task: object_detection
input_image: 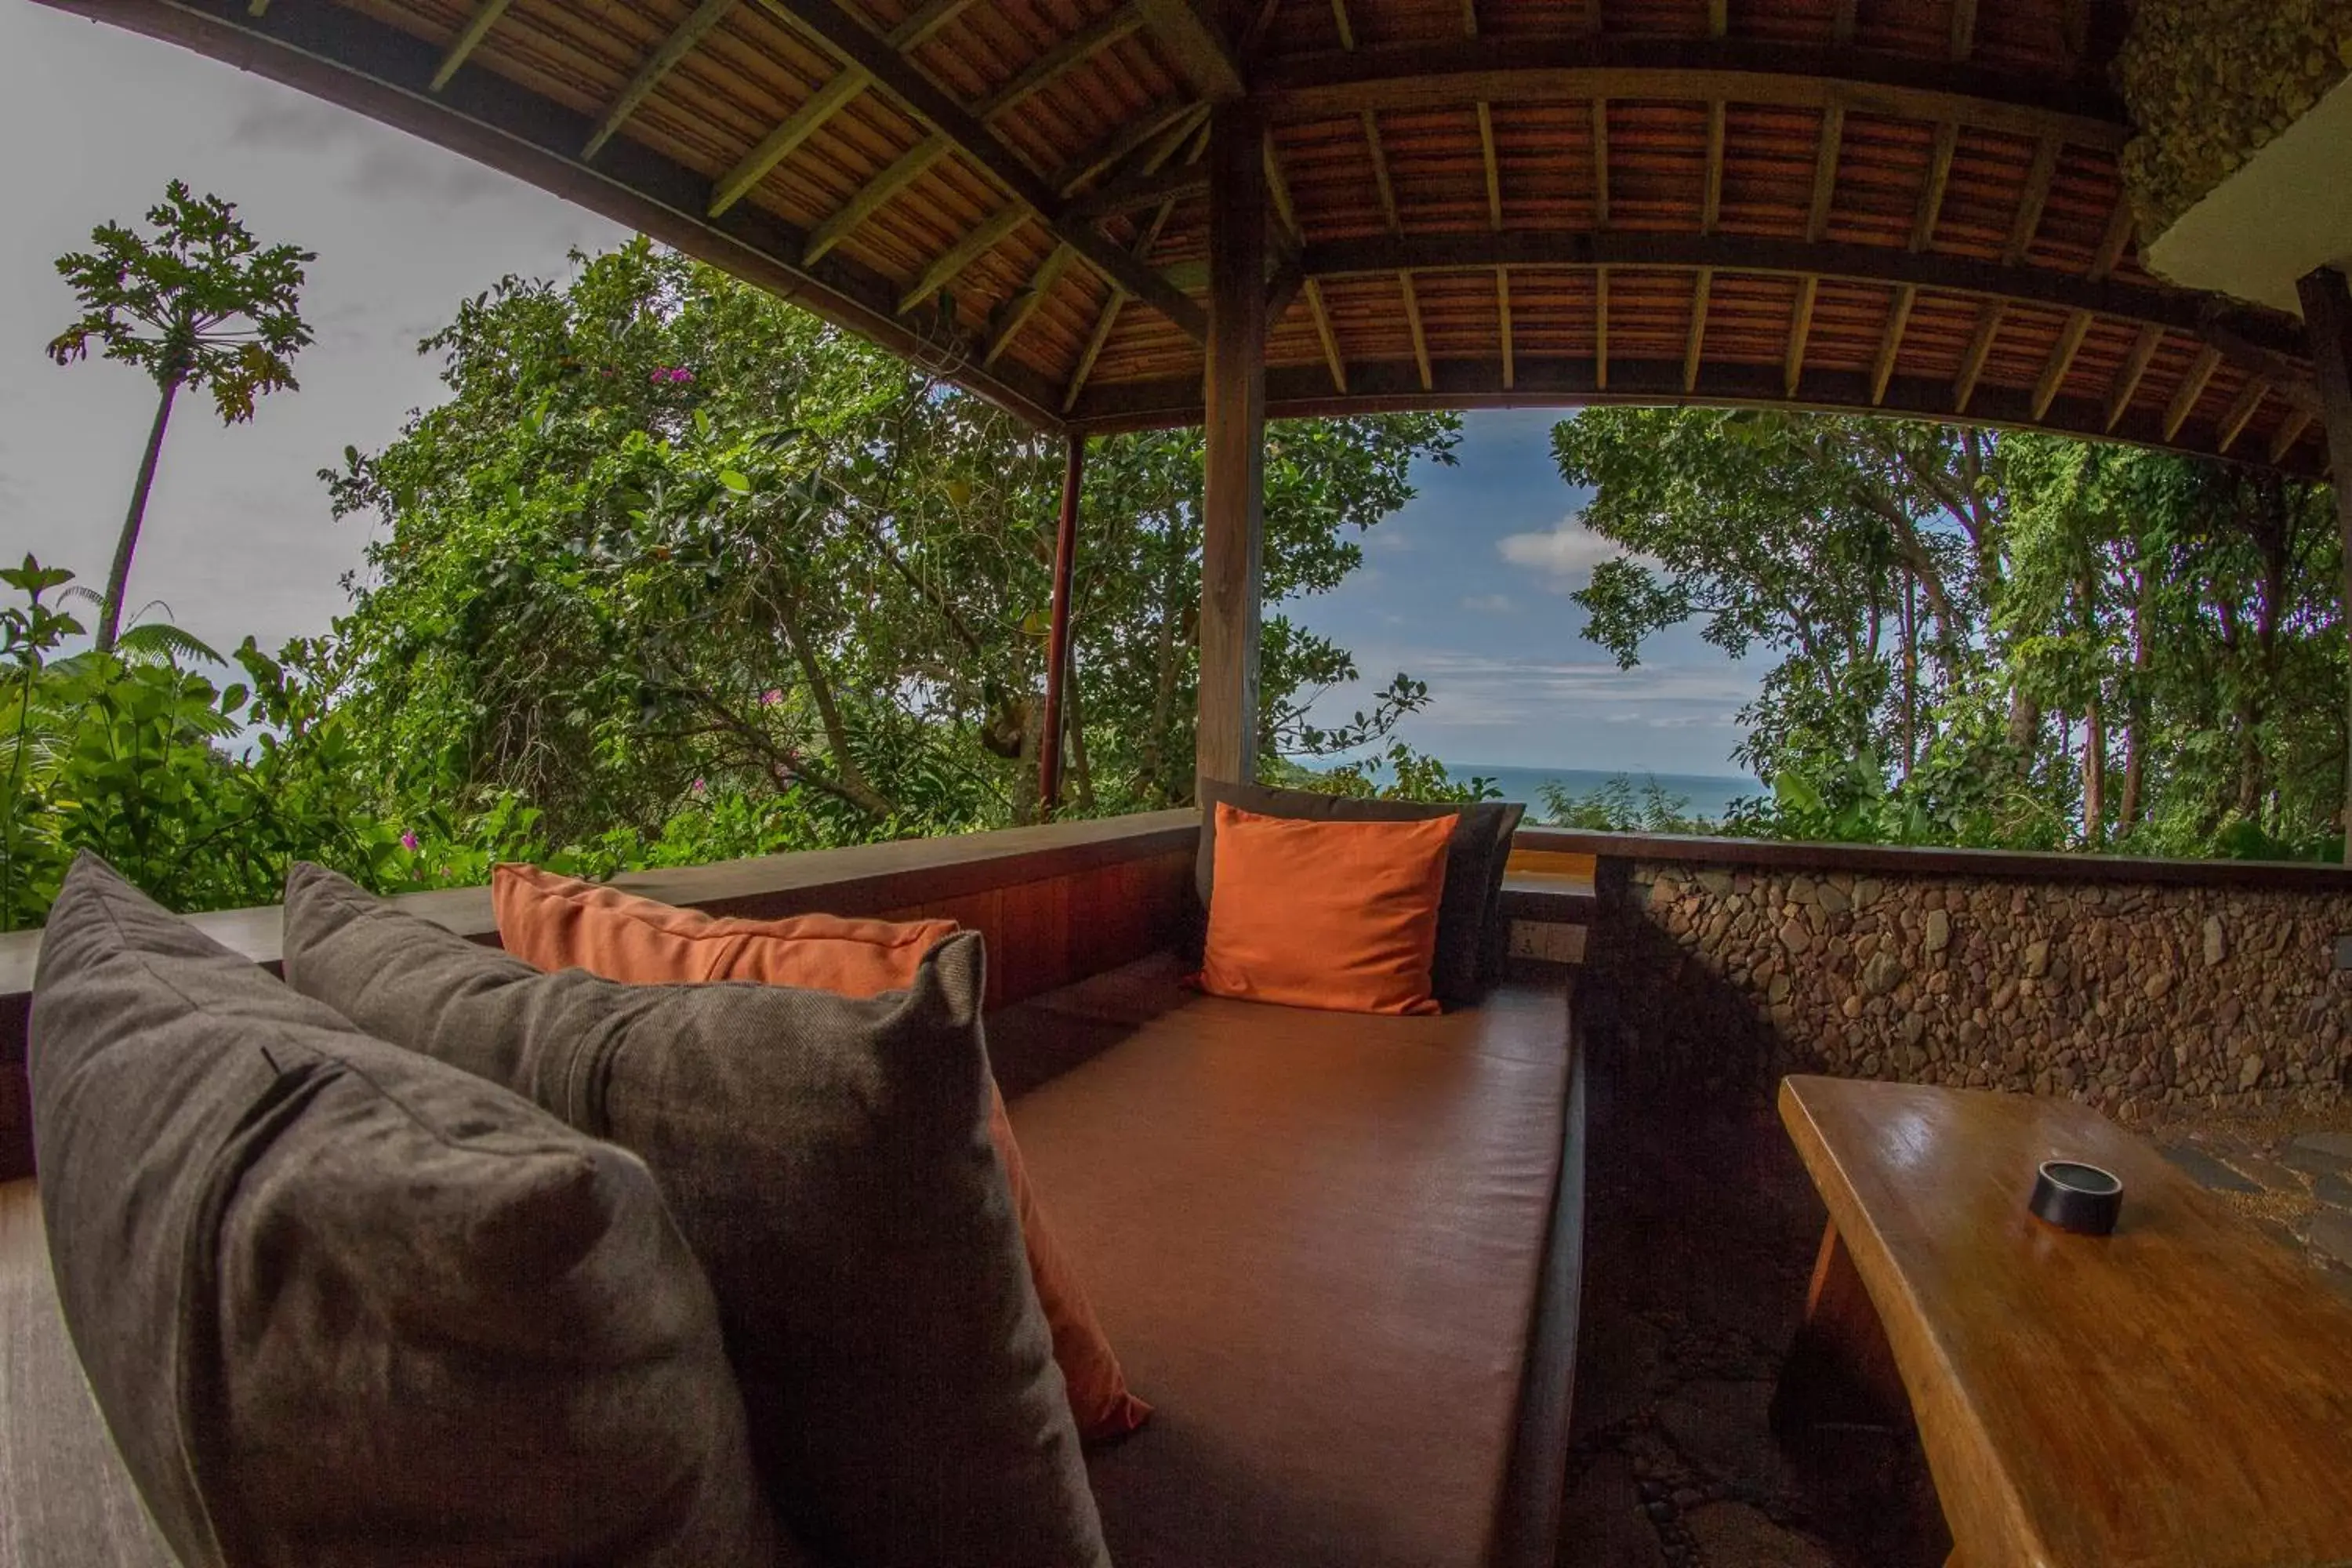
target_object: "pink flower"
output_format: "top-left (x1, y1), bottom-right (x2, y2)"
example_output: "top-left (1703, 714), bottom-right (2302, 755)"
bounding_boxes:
top-left (759, 688), bottom-right (782, 707)
top-left (690, 778), bottom-right (706, 797)
top-left (399, 830), bottom-right (419, 851)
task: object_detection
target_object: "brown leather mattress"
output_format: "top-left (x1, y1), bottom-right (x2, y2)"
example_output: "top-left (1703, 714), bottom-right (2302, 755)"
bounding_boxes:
top-left (992, 956), bottom-right (1580, 1568)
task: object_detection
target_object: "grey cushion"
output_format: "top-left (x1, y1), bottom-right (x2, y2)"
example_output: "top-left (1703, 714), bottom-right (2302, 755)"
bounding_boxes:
top-left (1196, 780), bottom-right (1526, 1001)
top-left (27, 855), bottom-right (782, 1568)
top-left (280, 862), bottom-right (1108, 1568)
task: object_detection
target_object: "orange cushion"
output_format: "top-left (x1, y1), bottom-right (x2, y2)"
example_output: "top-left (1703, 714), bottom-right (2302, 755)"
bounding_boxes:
top-left (491, 862), bottom-right (1151, 1441)
top-left (1201, 804), bottom-right (1456, 1015)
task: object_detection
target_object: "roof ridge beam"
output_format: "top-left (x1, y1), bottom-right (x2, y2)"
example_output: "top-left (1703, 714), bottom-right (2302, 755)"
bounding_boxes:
top-left (748, 0), bottom-right (1204, 340)
top-left (1254, 39), bottom-right (2128, 147)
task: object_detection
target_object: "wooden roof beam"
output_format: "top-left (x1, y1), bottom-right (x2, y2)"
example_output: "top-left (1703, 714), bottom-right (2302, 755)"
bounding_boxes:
top-left (1243, 0), bottom-right (1284, 53)
top-left (2105, 324), bottom-right (2163, 430)
top-left (1911, 122), bottom-right (1956, 252)
top-left (710, 64), bottom-right (872, 217)
top-left (1329, 0), bottom-right (1355, 50)
top-left (1363, 109), bottom-right (1400, 231)
top-left (1872, 282), bottom-right (1916, 405)
top-left (1708, 0), bottom-right (1727, 38)
top-left (2216, 378), bottom-right (2269, 454)
top-left (2004, 136), bottom-right (2060, 266)
top-left (985, 243), bottom-right (1075, 365)
top-left (1402, 272), bottom-right (1432, 390)
top-left (2087, 197), bottom-right (2135, 282)
top-left (1591, 99), bottom-right (1610, 228)
top-left (2268, 407), bottom-right (2314, 465)
top-left (1703, 100), bottom-right (1724, 235)
top-left (430, 0), bottom-right (512, 91)
top-left (1953, 301), bottom-right (2002, 412)
top-left (1595, 265), bottom-right (1610, 390)
top-left (1253, 40), bottom-right (2130, 148)
top-left (2031, 309), bottom-right (2091, 420)
top-left (1785, 274), bottom-right (1817, 395)
top-left (1831, 0), bottom-right (1857, 45)
top-left (1497, 267), bottom-right (1513, 390)
top-left (1948, 0), bottom-right (1978, 61)
top-left (887, 0), bottom-right (984, 49)
top-left (974, 2), bottom-right (1150, 121)
top-left (1684, 268), bottom-right (1712, 394)
top-left (804, 134), bottom-right (947, 263)
top-left (1308, 277), bottom-right (1348, 391)
top-left (898, 202), bottom-right (1029, 313)
top-left (1065, 162), bottom-right (1207, 219)
top-left (1807, 96), bottom-right (1844, 243)
top-left (1477, 101), bottom-right (1502, 230)
top-left (1134, 0), bottom-right (1246, 100)
top-left (584, 0), bottom-right (735, 158)
top-left (749, 0), bottom-right (1204, 339)
top-left (2162, 344), bottom-right (2223, 441)
top-left (1053, 99), bottom-right (1210, 197)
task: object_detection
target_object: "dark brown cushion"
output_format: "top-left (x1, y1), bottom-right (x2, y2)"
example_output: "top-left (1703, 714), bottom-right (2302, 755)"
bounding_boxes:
top-left (279, 862), bottom-right (1108, 1568)
top-left (1196, 780), bottom-right (1525, 1002)
top-left (27, 855), bottom-right (781, 1568)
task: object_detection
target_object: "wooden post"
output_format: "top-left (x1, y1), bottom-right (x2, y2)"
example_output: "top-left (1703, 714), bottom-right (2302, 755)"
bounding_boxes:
top-left (1038, 432), bottom-right (1084, 815)
top-left (1196, 98), bottom-right (1268, 794)
top-left (2298, 266), bottom-right (2352, 861)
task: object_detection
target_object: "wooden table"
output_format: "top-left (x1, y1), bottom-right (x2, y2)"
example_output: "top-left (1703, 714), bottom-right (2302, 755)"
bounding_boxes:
top-left (1773, 1076), bottom-right (2352, 1568)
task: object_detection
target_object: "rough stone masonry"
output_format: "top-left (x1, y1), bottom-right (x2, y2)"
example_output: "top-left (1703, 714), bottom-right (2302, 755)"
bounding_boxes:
top-left (1583, 860), bottom-right (2352, 1124)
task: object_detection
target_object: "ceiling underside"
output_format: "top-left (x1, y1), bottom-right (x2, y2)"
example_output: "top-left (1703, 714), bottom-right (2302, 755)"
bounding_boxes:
top-left (53, 0), bottom-right (2331, 474)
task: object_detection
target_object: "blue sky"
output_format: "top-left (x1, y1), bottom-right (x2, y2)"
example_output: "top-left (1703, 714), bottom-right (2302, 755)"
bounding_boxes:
top-left (4, 5), bottom-right (1761, 781)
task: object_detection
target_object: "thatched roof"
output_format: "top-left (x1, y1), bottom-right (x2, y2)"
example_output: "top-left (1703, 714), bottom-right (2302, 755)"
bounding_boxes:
top-left (59, 0), bottom-right (2326, 470)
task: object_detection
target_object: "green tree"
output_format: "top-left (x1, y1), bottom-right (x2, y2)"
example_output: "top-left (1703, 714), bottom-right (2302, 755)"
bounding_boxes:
top-left (47, 181), bottom-right (314, 652)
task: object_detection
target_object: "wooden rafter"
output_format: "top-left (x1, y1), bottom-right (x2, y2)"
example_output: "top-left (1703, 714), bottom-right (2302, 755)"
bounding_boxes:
top-left (1949, 0), bottom-right (1978, 61)
top-left (710, 64), bottom-right (871, 217)
top-left (1477, 101), bottom-right (1502, 230)
top-left (985, 243), bottom-right (1074, 365)
top-left (1703, 100), bottom-right (1725, 235)
top-left (2087, 198), bottom-right (2135, 283)
top-left (1684, 269), bottom-right (1712, 393)
top-left (1911, 122), bottom-right (1957, 252)
top-left (1243, 0), bottom-right (1283, 53)
top-left (975, 2), bottom-right (1149, 120)
top-left (1872, 282), bottom-right (1916, 405)
top-left (1708, 0), bottom-right (1727, 38)
top-left (2004, 136), bottom-right (2060, 266)
top-left (430, 0), bottom-right (511, 91)
top-left (1591, 99), bottom-right (1610, 228)
top-left (1806, 96), bottom-right (1844, 244)
top-left (1595, 265), bottom-right (1610, 390)
top-left (1052, 99), bottom-right (1208, 197)
top-left (804, 134), bottom-right (946, 263)
top-left (1067, 162), bottom-right (1207, 219)
top-left (1954, 301), bottom-right (2003, 412)
top-left (2031, 309), bottom-right (2091, 419)
top-left (748, 0), bottom-right (1203, 339)
top-left (1497, 267), bottom-right (1514, 390)
top-left (1330, 0), bottom-right (1355, 50)
top-left (1401, 271), bottom-right (1432, 390)
top-left (1254, 41), bottom-right (2129, 149)
top-left (1461, 0), bottom-right (1477, 38)
top-left (1784, 276), bottom-right (1817, 395)
top-left (1363, 109), bottom-right (1400, 230)
top-left (2105, 323), bottom-right (2163, 430)
top-left (887, 0), bottom-right (983, 49)
top-left (898, 202), bottom-right (1028, 314)
top-left (1064, 143), bottom-right (1198, 411)
top-left (584, 0), bottom-right (734, 158)
top-left (2162, 344), bottom-right (2223, 440)
top-left (2268, 408), bottom-right (2314, 465)
top-left (2216, 378), bottom-right (2269, 453)
top-left (1307, 278), bottom-right (1348, 390)
top-left (1134, 0), bottom-right (1247, 100)
top-left (1831, 0), bottom-right (1857, 45)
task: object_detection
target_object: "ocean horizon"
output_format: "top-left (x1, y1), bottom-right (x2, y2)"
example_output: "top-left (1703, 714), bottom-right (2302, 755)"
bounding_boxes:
top-left (1444, 764), bottom-right (1763, 823)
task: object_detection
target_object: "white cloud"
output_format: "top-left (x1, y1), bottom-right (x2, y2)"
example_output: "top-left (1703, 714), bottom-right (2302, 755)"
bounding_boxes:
top-left (1495, 512), bottom-right (1645, 590)
top-left (1460, 593), bottom-right (1516, 614)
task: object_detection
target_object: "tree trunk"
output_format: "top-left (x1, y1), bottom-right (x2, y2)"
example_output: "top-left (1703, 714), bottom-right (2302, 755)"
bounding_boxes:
top-left (1063, 653), bottom-right (1096, 812)
top-left (775, 595), bottom-right (895, 817)
top-left (1901, 572), bottom-right (1917, 779)
top-left (2120, 572), bottom-right (2149, 833)
top-left (2083, 696), bottom-right (2104, 848)
top-left (97, 373), bottom-right (182, 653)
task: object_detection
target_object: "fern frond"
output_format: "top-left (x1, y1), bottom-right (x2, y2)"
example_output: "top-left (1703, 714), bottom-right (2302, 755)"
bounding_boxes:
top-left (113, 621), bottom-right (227, 668)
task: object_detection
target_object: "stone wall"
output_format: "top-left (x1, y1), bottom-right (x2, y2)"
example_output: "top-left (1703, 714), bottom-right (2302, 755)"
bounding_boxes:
top-left (1578, 855), bottom-right (2352, 1124)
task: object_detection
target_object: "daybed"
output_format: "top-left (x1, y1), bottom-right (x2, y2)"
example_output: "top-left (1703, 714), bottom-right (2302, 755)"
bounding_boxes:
top-left (0, 826), bottom-right (1584, 1568)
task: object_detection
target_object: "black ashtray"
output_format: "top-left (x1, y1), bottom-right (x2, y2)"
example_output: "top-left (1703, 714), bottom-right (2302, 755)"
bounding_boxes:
top-left (2030, 1160), bottom-right (2123, 1235)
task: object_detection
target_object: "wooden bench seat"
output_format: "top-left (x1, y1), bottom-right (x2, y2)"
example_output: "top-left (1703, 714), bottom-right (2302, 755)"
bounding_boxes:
top-left (990, 955), bottom-right (1585, 1568)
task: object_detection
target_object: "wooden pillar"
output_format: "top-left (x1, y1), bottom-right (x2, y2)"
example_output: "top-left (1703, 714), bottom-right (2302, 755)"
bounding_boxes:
top-left (1196, 98), bottom-right (1268, 793)
top-left (1038, 432), bottom-right (1083, 815)
top-left (2297, 266), bottom-right (2352, 860)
